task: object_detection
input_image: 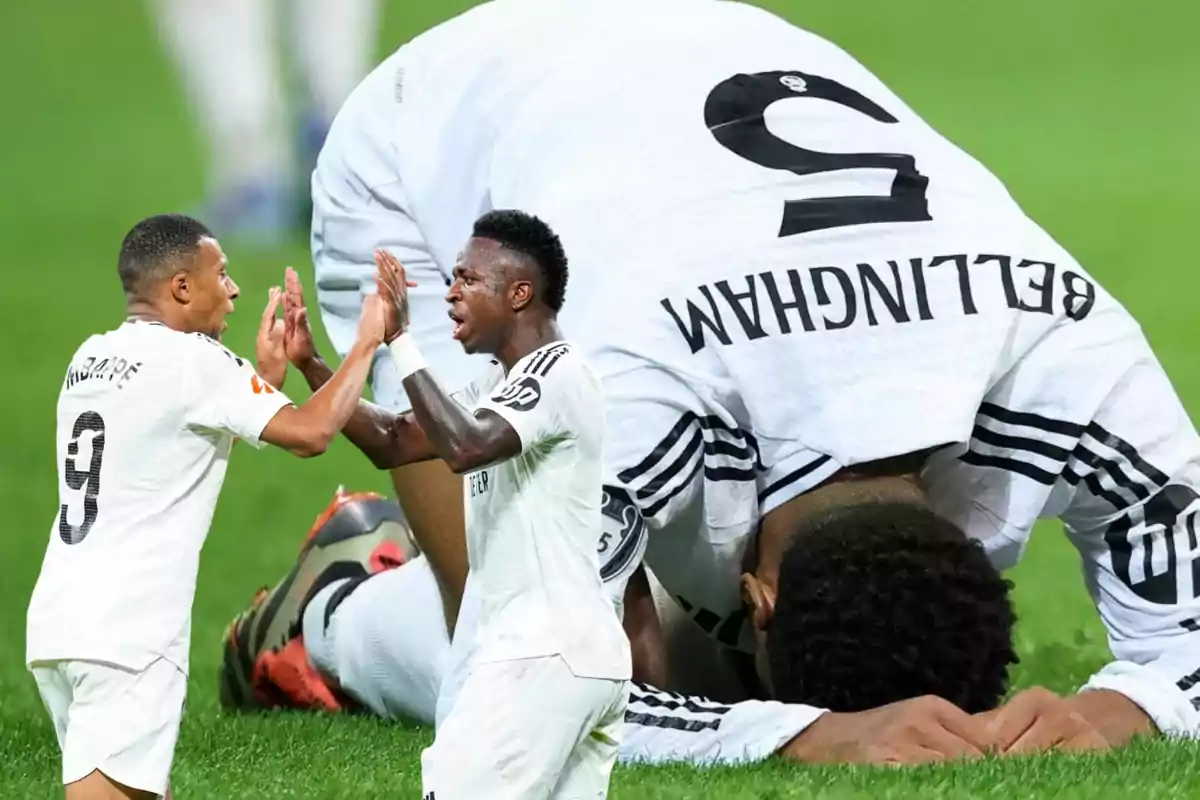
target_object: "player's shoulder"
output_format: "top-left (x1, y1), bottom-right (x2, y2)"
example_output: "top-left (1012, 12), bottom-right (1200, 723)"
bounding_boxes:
top-left (515, 341), bottom-right (600, 401)
top-left (176, 331), bottom-right (251, 369)
top-left (517, 341), bottom-right (582, 379)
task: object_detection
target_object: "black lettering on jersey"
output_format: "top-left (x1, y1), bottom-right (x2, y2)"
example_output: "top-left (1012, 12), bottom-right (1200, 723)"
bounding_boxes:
top-left (468, 470), bottom-right (491, 498)
top-left (857, 260), bottom-right (910, 326)
top-left (1062, 270), bottom-right (1097, 320)
top-left (661, 286), bottom-right (732, 354)
top-left (714, 277), bottom-right (768, 342)
top-left (978, 254), bottom-right (1058, 316)
top-left (758, 269), bottom-right (816, 334)
top-left (929, 254), bottom-right (977, 315)
top-left (663, 252), bottom-right (1098, 353)
top-left (812, 266), bottom-right (856, 330)
top-left (64, 354), bottom-right (142, 391)
top-left (490, 376), bottom-right (541, 411)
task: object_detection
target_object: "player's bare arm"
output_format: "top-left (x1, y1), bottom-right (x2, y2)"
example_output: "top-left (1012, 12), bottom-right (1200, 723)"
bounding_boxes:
top-left (280, 266), bottom-right (437, 468)
top-left (257, 278), bottom-right (392, 457)
top-left (376, 249), bottom-right (521, 474)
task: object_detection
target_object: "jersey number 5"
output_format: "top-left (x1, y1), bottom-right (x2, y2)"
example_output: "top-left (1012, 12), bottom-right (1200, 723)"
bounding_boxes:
top-left (59, 410), bottom-right (106, 545)
top-left (704, 70), bottom-right (931, 237)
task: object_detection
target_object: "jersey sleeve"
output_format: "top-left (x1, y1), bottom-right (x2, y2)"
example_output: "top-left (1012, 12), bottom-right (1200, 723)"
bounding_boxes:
top-left (923, 353), bottom-right (1200, 739)
top-left (473, 347), bottom-right (592, 455)
top-left (183, 336), bottom-right (293, 447)
top-left (620, 683), bottom-right (825, 766)
top-left (1073, 477), bottom-right (1200, 738)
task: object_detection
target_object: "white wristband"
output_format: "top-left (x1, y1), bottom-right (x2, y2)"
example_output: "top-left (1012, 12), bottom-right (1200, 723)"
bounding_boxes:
top-left (387, 333), bottom-right (428, 380)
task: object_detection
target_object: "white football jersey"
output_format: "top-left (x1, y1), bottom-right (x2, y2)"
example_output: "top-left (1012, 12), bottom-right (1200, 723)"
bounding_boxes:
top-left (312, 0), bottom-right (1200, 737)
top-left (312, 0), bottom-right (1098, 641)
top-left (26, 320), bottom-right (292, 674)
top-left (451, 342), bottom-right (631, 681)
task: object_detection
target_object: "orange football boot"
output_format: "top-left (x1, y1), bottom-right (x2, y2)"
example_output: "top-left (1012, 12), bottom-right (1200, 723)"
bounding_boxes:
top-left (218, 488), bottom-right (417, 712)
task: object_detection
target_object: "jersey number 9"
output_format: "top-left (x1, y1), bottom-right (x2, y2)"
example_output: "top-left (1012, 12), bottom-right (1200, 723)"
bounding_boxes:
top-left (59, 410), bottom-right (106, 545)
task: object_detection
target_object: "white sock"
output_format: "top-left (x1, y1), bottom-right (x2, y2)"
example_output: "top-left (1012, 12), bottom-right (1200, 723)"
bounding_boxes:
top-left (152, 0), bottom-right (292, 193)
top-left (303, 555), bottom-right (449, 723)
top-left (286, 0), bottom-right (380, 124)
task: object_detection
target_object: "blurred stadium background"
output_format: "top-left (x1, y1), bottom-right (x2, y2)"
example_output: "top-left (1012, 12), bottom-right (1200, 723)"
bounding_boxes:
top-left (2, 1), bottom-right (1199, 797)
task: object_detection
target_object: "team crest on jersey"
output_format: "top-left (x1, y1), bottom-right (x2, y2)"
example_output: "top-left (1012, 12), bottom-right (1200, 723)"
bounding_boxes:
top-left (491, 376), bottom-right (541, 411)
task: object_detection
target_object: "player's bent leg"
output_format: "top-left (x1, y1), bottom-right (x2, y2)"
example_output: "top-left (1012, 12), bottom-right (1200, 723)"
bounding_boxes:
top-left (302, 553), bottom-right (451, 723)
top-left (217, 489), bottom-right (413, 712)
top-left (37, 659), bottom-right (185, 800)
top-left (387, 460), bottom-right (466, 631)
top-left (421, 657), bottom-right (626, 800)
top-left (549, 682), bottom-right (628, 800)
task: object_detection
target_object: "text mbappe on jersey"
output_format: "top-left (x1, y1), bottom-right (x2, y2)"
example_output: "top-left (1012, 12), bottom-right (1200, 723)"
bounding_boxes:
top-left (63, 354), bottom-right (143, 391)
top-left (662, 252), bottom-right (1098, 354)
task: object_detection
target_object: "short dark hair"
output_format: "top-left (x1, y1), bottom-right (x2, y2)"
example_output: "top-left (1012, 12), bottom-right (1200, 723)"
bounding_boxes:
top-left (118, 213), bottom-right (213, 297)
top-left (472, 209), bottom-right (568, 312)
top-left (767, 502), bottom-right (1017, 714)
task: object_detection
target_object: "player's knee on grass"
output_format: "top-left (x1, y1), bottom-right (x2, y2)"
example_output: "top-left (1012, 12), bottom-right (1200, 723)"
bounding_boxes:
top-left (767, 502), bottom-right (1017, 713)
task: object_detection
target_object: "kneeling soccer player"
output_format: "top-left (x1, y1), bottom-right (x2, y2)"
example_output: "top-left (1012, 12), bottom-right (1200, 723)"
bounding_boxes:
top-left (371, 212), bottom-right (631, 798)
top-left (26, 214), bottom-right (391, 800)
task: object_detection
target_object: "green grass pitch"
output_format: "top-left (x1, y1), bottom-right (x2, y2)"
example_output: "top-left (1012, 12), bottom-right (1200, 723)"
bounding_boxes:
top-left (3, 1), bottom-right (1200, 797)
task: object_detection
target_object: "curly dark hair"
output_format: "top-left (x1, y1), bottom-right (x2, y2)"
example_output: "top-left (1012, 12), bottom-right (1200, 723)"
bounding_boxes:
top-left (767, 501), bottom-right (1018, 713)
top-left (473, 209), bottom-right (568, 312)
top-left (118, 213), bottom-right (214, 298)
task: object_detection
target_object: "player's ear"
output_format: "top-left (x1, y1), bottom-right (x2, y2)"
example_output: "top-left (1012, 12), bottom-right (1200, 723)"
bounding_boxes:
top-left (169, 271), bottom-right (192, 304)
top-left (509, 279), bottom-right (535, 312)
top-left (741, 572), bottom-right (776, 632)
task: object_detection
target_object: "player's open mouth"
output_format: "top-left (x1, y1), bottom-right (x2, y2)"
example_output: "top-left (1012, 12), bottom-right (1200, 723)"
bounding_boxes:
top-left (448, 309), bottom-right (466, 340)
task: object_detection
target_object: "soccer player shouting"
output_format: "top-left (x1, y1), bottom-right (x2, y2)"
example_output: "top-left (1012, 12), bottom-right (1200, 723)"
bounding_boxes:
top-left (371, 211), bottom-right (632, 799)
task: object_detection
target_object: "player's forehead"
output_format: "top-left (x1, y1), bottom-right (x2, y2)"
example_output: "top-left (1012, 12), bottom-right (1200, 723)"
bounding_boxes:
top-left (454, 237), bottom-right (511, 275)
top-left (194, 235), bottom-right (228, 271)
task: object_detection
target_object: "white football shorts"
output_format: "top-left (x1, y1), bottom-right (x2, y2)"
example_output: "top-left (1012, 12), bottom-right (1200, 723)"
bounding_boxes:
top-left (30, 657), bottom-right (186, 796)
top-left (421, 655), bottom-right (628, 800)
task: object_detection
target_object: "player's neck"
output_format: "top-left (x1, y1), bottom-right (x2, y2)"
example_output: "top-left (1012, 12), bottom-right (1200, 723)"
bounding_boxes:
top-left (752, 474), bottom-right (928, 590)
top-left (495, 316), bottom-right (562, 372)
top-left (125, 298), bottom-right (187, 333)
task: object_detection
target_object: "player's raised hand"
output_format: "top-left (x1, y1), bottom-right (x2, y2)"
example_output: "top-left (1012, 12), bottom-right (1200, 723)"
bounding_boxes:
top-left (373, 248), bottom-right (418, 343)
top-left (977, 687), bottom-right (1110, 756)
top-left (282, 266), bottom-right (318, 368)
top-left (356, 290), bottom-right (389, 347)
top-left (256, 286), bottom-right (287, 390)
top-left (782, 695), bottom-right (991, 766)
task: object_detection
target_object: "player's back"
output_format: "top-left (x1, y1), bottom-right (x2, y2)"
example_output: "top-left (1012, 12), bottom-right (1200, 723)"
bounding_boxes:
top-left (27, 321), bottom-right (277, 674)
top-left (322, 0), bottom-right (1028, 287)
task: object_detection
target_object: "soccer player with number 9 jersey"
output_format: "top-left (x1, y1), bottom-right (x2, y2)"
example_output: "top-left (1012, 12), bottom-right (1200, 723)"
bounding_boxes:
top-left (25, 214), bottom-right (395, 799)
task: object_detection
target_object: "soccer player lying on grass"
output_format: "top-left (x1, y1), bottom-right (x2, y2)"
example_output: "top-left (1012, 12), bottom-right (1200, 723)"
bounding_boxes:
top-left (25, 213), bottom-right (395, 800)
